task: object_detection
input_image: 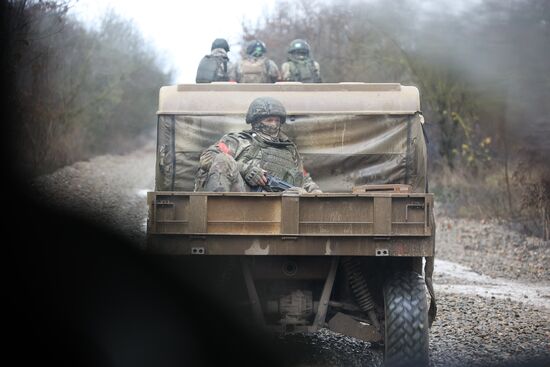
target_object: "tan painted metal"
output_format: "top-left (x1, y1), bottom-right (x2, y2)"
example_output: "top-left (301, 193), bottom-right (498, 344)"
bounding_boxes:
top-left (146, 191), bottom-right (434, 256)
top-left (146, 234), bottom-right (434, 256)
top-left (158, 82), bottom-right (420, 115)
top-left (147, 192), bottom-right (433, 236)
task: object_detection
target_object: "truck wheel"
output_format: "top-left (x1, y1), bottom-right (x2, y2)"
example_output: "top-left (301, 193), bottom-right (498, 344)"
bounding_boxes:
top-left (383, 271), bottom-right (429, 367)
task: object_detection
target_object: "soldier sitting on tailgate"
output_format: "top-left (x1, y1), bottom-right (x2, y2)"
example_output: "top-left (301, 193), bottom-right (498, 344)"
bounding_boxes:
top-left (195, 97), bottom-right (322, 194)
top-left (231, 40), bottom-right (280, 83)
top-left (281, 39), bottom-right (322, 83)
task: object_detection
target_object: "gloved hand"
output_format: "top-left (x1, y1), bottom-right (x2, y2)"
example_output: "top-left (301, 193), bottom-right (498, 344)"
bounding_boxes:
top-left (199, 151), bottom-right (216, 169)
top-left (240, 164), bottom-right (267, 186)
top-left (284, 186), bottom-right (307, 195)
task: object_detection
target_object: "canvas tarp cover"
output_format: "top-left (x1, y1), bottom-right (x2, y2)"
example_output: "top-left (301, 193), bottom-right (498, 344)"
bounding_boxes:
top-left (156, 113), bottom-right (427, 193)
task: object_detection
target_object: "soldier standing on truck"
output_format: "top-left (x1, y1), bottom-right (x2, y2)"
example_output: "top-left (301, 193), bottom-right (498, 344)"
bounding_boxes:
top-left (281, 39), bottom-right (322, 83)
top-left (195, 97), bottom-right (322, 193)
top-left (195, 38), bottom-right (232, 83)
top-left (231, 40), bottom-right (280, 83)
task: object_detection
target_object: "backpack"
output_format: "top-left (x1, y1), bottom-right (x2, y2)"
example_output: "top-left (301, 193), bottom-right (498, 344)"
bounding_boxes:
top-left (240, 58), bottom-right (270, 83)
top-left (196, 55), bottom-right (228, 83)
top-left (289, 59), bottom-right (321, 83)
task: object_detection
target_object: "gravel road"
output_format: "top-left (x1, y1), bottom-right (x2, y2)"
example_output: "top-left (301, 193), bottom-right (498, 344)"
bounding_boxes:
top-left (31, 139), bottom-right (550, 367)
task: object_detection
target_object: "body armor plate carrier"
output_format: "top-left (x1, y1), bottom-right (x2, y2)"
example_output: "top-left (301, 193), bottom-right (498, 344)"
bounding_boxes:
top-left (237, 133), bottom-right (304, 187)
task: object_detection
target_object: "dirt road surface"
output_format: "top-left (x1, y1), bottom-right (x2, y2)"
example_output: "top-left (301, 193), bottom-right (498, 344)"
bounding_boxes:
top-left (31, 139), bottom-right (550, 367)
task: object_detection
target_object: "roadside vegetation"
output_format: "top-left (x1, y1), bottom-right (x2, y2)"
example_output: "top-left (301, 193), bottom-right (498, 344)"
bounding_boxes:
top-left (242, 0), bottom-right (550, 239)
top-left (5, 0), bottom-right (172, 177)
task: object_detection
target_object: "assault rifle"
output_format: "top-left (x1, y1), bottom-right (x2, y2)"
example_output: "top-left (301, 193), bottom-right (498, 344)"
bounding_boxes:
top-left (254, 174), bottom-right (294, 192)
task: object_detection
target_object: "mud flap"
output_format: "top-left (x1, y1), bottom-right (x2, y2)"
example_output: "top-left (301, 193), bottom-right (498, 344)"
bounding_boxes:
top-left (424, 255), bottom-right (437, 327)
top-left (425, 210), bottom-right (437, 326)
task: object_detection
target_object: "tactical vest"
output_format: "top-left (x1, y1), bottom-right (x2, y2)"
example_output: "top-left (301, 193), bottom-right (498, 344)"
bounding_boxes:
top-left (289, 59), bottom-right (320, 83)
top-left (236, 133), bottom-right (304, 187)
top-left (240, 58), bottom-right (269, 83)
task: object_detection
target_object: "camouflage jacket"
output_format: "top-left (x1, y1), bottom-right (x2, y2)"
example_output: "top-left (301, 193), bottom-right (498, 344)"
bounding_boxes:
top-left (210, 48), bottom-right (232, 81)
top-left (198, 130), bottom-right (320, 192)
top-left (231, 56), bottom-right (280, 83)
top-left (281, 57), bottom-right (322, 82)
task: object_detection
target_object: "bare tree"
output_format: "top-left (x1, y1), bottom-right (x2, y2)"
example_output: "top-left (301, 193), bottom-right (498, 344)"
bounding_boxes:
top-left (10, 1), bottom-right (172, 177)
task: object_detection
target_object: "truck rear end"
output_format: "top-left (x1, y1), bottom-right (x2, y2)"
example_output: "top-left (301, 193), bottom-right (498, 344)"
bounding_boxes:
top-left (147, 83), bottom-right (436, 366)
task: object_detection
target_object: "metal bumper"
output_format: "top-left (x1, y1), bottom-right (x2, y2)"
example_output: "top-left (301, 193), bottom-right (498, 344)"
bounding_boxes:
top-left (146, 234), bottom-right (434, 256)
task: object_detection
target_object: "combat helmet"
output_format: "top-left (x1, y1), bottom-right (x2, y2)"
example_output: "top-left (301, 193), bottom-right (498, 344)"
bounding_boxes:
top-left (246, 97), bottom-right (287, 124)
top-left (288, 39), bottom-right (310, 56)
top-left (211, 38), bottom-right (230, 52)
top-left (246, 39), bottom-right (267, 58)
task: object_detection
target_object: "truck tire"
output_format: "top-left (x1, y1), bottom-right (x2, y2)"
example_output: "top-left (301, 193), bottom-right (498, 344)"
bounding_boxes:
top-left (383, 271), bottom-right (429, 367)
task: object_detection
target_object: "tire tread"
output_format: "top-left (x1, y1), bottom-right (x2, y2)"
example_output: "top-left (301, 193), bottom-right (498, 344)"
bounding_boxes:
top-left (383, 271), bottom-right (429, 367)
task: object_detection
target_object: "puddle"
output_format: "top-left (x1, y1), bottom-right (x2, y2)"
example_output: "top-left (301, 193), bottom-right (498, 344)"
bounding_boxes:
top-left (435, 259), bottom-right (550, 310)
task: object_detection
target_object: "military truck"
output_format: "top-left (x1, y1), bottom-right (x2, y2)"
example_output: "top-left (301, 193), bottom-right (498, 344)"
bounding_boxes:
top-left (146, 83), bottom-right (436, 366)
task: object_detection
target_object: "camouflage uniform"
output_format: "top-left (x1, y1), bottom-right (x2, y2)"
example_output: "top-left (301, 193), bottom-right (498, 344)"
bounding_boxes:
top-left (232, 56), bottom-right (280, 83)
top-left (230, 40), bottom-right (280, 83)
top-left (210, 48), bottom-right (232, 81)
top-left (281, 39), bottom-right (322, 83)
top-left (199, 151), bottom-right (249, 192)
top-left (281, 57), bottom-right (321, 82)
top-left (195, 97), bottom-right (320, 193)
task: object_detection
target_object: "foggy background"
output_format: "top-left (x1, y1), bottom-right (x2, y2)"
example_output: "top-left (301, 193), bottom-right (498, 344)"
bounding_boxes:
top-left (2, 0), bottom-right (549, 238)
top-left (67, 0), bottom-right (279, 83)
